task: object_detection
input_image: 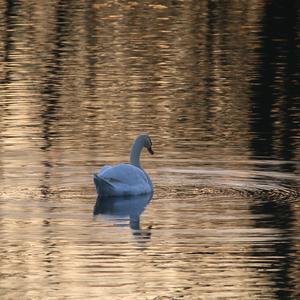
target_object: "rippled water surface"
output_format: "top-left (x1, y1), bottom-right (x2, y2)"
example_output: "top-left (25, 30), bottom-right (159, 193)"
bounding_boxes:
top-left (0, 1), bottom-right (300, 299)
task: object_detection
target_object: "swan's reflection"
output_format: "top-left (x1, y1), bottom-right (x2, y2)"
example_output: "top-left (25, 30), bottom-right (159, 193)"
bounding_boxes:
top-left (93, 193), bottom-right (153, 240)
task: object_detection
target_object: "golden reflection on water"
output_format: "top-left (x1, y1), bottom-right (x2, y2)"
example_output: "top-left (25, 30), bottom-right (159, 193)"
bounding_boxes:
top-left (0, 1), bottom-right (300, 299)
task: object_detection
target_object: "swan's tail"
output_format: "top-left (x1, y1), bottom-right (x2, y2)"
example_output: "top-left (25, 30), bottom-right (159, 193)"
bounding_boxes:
top-left (93, 174), bottom-right (114, 196)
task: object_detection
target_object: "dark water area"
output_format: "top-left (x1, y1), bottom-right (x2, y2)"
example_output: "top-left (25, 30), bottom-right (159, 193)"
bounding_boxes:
top-left (0, 1), bottom-right (299, 299)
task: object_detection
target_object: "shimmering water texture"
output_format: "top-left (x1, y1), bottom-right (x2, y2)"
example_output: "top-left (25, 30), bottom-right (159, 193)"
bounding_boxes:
top-left (0, 1), bottom-right (299, 300)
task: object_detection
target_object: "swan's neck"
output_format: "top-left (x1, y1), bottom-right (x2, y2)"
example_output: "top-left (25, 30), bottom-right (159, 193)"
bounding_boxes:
top-left (130, 137), bottom-right (144, 168)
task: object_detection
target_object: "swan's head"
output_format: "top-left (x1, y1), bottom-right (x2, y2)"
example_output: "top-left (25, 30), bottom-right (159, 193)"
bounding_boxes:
top-left (141, 134), bottom-right (154, 155)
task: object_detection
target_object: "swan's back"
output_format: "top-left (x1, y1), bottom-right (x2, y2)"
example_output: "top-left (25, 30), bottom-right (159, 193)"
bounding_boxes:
top-left (94, 163), bottom-right (152, 196)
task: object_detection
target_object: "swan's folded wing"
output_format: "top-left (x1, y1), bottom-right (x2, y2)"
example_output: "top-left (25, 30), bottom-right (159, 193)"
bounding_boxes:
top-left (98, 165), bottom-right (113, 176)
top-left (94, 163), bottom-right (152, 196)
top-left (94, 174), bottom-right (115, 195)
top-left (100, 164), bottom-right (147, 183)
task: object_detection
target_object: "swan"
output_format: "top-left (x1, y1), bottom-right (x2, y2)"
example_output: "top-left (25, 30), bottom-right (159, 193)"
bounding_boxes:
top-left (93, 134), bottom-right (154, 197)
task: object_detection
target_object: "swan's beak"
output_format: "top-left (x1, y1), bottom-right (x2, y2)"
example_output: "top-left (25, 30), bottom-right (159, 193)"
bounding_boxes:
top-left (147, 147), bottom-right (154, 155)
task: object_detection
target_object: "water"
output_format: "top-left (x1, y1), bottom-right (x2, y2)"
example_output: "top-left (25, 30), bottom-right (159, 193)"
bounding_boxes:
top-left (0, 1), bottom-right (300, 299)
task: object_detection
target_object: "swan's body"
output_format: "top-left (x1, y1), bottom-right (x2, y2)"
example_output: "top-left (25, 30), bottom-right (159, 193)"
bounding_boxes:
top-left (94, 134), bottom-right (154, 197)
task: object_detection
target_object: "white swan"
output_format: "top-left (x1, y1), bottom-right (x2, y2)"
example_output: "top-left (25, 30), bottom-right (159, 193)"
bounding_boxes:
top-left (93, 134), bottom-right (154, 197)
